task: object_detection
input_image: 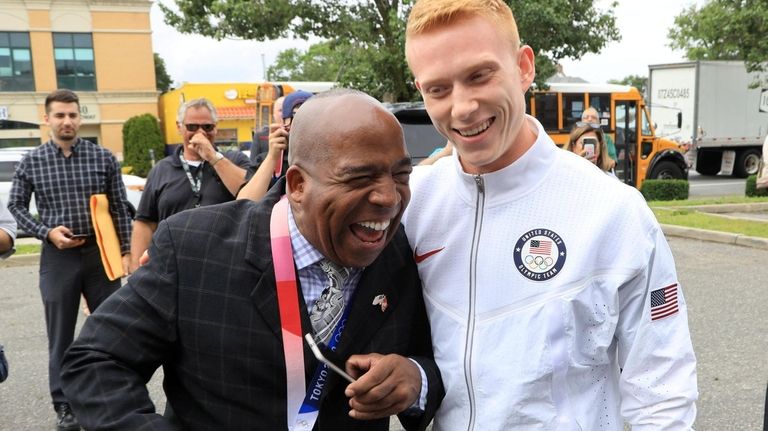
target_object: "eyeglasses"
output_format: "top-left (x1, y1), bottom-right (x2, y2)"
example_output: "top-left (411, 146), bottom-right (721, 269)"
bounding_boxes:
top-left (575, 121), bottom-right (602, 130)
top-left (184, 123), bottom-right (216, 132)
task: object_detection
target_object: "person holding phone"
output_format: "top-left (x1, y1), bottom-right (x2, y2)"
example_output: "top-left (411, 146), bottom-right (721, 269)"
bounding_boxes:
top-left (563, 123), bottom-right (617, 177)
top-left (61, 89), bottom-right (443, 430)
top-left (238, 90), bottom-right (314, 202)
top-left (581, 107), bottom-right (617, 162)
top-left (129, 98), bottom-right (250, 272)
top-left (402, 0), bottom-right (697, 429)
top-left (7, 89), bottom-right (134, 431)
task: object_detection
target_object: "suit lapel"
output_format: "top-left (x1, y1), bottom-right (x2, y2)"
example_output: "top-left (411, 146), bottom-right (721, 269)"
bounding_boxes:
top-left (336, 245), bottom-right (404, 360)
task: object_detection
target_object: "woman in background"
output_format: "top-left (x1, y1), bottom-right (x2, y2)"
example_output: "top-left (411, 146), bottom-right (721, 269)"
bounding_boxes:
top-left (563, 123), bottom-right (616, 177)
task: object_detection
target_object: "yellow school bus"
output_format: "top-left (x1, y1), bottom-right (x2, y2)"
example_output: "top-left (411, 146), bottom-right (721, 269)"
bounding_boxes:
top-left (527, 83), bottom-right (687, 189)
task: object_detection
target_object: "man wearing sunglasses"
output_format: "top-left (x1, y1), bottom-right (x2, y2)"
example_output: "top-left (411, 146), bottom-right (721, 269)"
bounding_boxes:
top-left (129, 98), bottom-right (250, 272)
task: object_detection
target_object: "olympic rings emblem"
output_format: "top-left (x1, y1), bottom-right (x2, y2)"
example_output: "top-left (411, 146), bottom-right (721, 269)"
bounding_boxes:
top-left (524, 254), bottom-right (554, 270)
top-left (513, 228), bottom-right (567, 282)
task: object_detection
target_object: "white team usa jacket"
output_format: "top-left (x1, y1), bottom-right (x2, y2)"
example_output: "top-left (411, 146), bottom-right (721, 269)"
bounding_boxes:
top-left (402, 117), bottom-right (698, 430)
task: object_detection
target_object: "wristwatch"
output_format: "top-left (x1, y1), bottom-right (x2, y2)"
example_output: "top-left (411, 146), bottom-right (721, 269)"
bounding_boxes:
top-left (210, 151), bottom-right (224, 167)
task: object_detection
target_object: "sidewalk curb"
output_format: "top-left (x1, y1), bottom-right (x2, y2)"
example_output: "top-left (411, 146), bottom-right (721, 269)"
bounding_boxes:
top-left (0, 253), bottom-right (39, 268)
top-left (661, 224), bottom-right (768, 250)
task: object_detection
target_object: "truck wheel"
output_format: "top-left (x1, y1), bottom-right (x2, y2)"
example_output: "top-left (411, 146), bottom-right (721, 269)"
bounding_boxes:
top-left (696, 151), bottom-right (721, 176)
top-left (650, 160), bottom-right (685, 180)
top-left (732, 149), bottom-right (761, 178)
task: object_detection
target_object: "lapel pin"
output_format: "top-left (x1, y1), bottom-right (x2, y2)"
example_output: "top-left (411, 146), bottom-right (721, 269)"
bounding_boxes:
top-left (372, 294), bottom-right (388, 312)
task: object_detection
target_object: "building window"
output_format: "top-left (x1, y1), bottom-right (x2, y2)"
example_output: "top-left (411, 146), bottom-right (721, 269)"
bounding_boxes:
top-left (0, 32), bottom-right (34, 91)
top-left (53, 33), bottom-right (96, 91)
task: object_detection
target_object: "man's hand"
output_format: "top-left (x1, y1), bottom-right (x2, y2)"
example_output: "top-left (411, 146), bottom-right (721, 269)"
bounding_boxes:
top-left (189, 130), bottom-right (217, 161)
top-left (267, 123), bottom-right (289, 162)
top-left (48, 226), bottom-right (85, 250)
top-left (344, 353), bottom-right (422, 420)
top-left (121, 253), bottom-right (131, 276)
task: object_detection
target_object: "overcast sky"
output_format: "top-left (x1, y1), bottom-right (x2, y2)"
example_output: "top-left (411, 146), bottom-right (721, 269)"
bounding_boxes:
top-left (151, 0), bottom-right (705, 87)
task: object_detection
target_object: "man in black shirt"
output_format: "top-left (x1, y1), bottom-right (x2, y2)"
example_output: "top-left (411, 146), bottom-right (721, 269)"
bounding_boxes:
top-left (129, 98), bottom-right (249, 271)
top-left (8, 89), bottom-right (133, 431)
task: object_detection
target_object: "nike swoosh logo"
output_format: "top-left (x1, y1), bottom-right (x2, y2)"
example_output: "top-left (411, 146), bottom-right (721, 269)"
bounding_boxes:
top-left (414, 247), bottom-right (445, 264)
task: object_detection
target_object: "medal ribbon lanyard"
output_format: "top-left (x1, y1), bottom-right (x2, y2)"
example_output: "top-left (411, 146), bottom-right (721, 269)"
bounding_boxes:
top-left (179, 154), bottom-right (203, 207)
top-left (270, 197), bottom-right (353, 431)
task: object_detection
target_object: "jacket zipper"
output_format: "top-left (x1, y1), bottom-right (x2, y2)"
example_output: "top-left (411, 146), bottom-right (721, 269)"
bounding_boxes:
top-left (465, 174), bottom-right (485, 430)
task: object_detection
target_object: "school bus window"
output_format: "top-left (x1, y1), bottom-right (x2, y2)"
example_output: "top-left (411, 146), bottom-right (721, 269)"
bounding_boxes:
top-left (588, 93), bottom-right (612, 129)
top-left (524, 93), bottom-right (531, 115)
top-left (562, 93), bottom-right (585, 130)
top-left (534, 93), bottom-right (558, 130)
top-left (641, 107), bottom-right (652, 136)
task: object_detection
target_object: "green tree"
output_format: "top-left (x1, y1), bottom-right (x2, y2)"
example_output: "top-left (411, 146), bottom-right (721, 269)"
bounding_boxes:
top-left (123, 114), bottom-right (165, 177)
top-left (154, 53), bottom-right (173, 92)
top-left (609, 74), bottom-right (647, 95)
top-left (668, 0), bottom-right (768, 85)
top-left (160, 0), bottom-right (620, 101)
top-left (267, 43), bottom-right (342, 82)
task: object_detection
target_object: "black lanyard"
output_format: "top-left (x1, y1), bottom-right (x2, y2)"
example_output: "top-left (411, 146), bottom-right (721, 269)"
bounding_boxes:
top-left (179, 154), bottom-right (203, 207)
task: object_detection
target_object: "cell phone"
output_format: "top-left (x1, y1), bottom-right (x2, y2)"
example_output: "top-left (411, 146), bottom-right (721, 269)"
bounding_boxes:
top-left (304, 333), bottom-right (356, 383)
top-left (67, 233), bottom-right (89, 239)
top-left (582, 138), bottom-right (597, 158)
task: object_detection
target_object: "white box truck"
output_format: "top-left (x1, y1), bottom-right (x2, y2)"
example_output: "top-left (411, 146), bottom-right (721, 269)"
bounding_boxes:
top-left (648, 61), bottom-right (768, 177)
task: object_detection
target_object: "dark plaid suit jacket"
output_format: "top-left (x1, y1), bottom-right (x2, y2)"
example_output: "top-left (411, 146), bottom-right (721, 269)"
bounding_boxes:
top-left (61, 181), bottom-right (443, 430)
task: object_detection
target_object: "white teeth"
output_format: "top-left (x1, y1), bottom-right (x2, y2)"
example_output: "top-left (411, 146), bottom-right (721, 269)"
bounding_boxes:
top-left (358, 220), bottom-right (390, 231)
top-left (458, 119), bottom-right (492, 137)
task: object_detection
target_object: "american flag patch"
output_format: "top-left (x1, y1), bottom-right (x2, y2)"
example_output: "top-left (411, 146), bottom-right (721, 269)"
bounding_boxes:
top-left (530, 239), bottom-right (552, 255)
top-left (650, 283), bottom-right (679, 321)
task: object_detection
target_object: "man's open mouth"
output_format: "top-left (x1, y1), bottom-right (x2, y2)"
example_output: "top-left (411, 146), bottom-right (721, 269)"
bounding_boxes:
top-left (350, 219), bottom-right (391, 243)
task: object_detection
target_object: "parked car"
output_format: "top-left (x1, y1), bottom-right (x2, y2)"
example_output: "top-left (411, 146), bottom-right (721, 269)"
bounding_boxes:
top-left (0, 148), bottom-right (36, 215)
top-left (121, 173), bottom-right (145, 213)
top-left (386, 103), bottom-right (446, 164)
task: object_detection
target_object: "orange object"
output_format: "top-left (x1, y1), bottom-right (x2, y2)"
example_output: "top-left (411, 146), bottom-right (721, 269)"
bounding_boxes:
top-left (90, 194), bottom-right (124, 280)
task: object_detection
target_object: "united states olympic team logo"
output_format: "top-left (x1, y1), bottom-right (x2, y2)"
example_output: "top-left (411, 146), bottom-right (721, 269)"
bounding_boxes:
top-left (513, 228), bottom-right (566, 281)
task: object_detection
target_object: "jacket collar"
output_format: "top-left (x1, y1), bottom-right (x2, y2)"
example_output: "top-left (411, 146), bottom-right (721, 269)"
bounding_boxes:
top-left (451, 115), bottom-right (561, 206)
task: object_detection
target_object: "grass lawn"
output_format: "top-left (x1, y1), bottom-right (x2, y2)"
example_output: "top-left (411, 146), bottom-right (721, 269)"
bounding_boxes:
top-left (648, 196), bottom-right (768, 207)
top-left (16, 243), bottom-right (41, 255)
top-left (649, 196), bottom-right (768, 239)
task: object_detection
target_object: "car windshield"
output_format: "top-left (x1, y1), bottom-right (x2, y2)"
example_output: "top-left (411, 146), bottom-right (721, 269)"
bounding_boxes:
top-left (0, 161), bottom-right (17, 182)
top-left (388, 104), bottom-right (445, 163)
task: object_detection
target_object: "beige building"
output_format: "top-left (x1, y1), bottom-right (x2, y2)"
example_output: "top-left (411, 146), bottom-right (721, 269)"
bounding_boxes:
top-left (0, 0), bottom-right (157, 159)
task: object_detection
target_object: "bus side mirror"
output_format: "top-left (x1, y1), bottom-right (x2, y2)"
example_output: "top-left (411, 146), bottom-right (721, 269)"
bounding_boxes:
top-left (677, 112), bottom-right (683, 129)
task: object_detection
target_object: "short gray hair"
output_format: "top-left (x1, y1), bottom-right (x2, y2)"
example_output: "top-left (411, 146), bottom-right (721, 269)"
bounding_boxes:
top-left (176, 98), bottom-right (218, 124)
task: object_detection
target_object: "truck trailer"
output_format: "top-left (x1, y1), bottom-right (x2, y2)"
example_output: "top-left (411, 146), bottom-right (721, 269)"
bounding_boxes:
top-left (648, 61), bottom-right (768, 177)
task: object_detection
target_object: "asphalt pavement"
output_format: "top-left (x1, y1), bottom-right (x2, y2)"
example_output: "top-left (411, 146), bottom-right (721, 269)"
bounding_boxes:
top-left (1, 235), bottom-right (766, 430)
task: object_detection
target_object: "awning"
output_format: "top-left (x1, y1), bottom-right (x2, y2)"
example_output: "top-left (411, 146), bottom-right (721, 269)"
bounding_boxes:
top-left (216, 106), bottom-right (256, 120)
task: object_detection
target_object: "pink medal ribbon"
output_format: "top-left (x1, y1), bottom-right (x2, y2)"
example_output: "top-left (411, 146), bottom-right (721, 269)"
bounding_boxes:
top-left (270, 197), bottom-right (306, 429)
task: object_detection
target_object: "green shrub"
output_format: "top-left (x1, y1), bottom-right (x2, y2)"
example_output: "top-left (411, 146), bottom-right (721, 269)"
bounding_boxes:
top-left (123, 113), bottom-right (164, 177)
top-left (640, 179), bottom-right (689, 201)
top-left (745, 174), bottom-right (768, 197)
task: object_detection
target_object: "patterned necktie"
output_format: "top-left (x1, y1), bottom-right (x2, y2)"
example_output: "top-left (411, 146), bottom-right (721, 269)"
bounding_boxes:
top-left (310, 259), bottom-right (350, 345)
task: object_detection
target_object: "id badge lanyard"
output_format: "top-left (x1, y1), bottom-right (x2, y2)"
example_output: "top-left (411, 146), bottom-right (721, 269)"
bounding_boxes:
top-left (270, 197), bottom-right (353, 431)
top-left (179, 154), bottom-right (203, 207)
